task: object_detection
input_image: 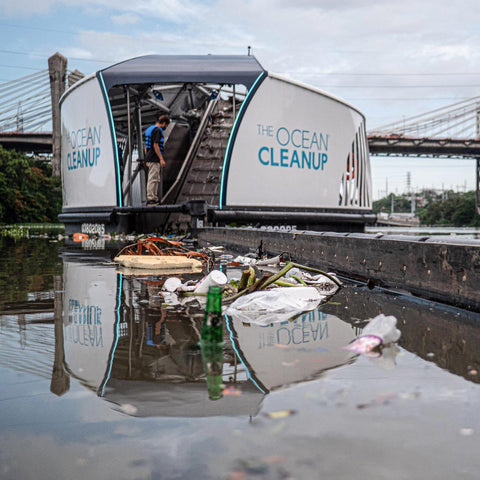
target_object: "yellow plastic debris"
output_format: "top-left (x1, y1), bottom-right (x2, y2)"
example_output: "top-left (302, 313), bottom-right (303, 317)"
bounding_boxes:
top-left (114, 254), bottom-right (203, 271)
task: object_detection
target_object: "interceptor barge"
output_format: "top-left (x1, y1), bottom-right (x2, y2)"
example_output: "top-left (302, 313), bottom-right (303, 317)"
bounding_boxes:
top-left (59, 55), bottom-right (374, 234)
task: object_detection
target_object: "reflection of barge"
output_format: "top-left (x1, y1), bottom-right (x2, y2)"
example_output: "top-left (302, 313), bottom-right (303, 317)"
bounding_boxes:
top-left (58, 256), bottom-right (358, 416)
top-left (59, 55), bottom-right (375, 234)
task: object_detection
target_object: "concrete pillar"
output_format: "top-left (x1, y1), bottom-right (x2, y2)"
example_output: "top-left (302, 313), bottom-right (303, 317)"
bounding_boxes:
top-left (476, 158), bottom-right (480, 215)
top-left (48, 53), bottom-right (67, 178)
top-left (475, 104), bottom-right (480, 214)
top-left (50, 274), bottom-right (70, 396)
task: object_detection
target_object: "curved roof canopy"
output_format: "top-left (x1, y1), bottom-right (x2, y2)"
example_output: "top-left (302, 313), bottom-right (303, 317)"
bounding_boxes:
top-left (99, 54), bottom-right (266, 91)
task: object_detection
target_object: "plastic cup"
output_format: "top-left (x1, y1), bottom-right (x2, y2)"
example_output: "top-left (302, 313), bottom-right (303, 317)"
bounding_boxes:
top-left (163, 277), bottom-right (182, 292)
top-left (194, 270), bottom-right (227, 294)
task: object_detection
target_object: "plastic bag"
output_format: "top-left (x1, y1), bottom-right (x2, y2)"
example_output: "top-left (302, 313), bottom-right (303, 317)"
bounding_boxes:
top-left (343, 314), bottom-right (401, 354)
top-left (362, 314), bottom-right (401, 344)
top-left (225, 287), bottom-right (324, 325)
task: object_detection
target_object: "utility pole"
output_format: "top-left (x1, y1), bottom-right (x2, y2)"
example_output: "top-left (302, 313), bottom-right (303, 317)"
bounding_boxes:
top-left (407, 171), bottom-right (415, 215)
top-left (16, 102), bottom-right (24, 132)
top-left (48, 52), bottom-right (67, 178)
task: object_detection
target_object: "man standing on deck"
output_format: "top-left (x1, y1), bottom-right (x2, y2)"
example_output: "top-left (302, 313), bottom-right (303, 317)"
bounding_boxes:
top-left (145, 114), bottom-right (170, 206)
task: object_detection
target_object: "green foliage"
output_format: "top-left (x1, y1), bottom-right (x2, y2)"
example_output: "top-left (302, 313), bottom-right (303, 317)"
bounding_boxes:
top-left (0, 237), bottom-right (62, 309)
top-left (0, 225), bottom-right (29, 239)
top-left (418, 190), bottom-right (480, 227)
top-left (373, 194), bottom-right (411, 214)
top-left (374, 189), bottom-right (480, 226)
top-left (0, 146), bottom-right (62, 224)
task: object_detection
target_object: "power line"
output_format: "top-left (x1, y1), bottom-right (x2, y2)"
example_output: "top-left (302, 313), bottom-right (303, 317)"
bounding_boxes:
top-left (345, 97), bottom-right (475, 101)
top-left (3, 44), bottom-right (480, 78)
top-left (323, 84), bottom-right (480, 88)
top-left (0, 21), bottom-right (81, 36)
top-left (290, 71), bottom-right (480, 76)
top-left (0, 64), bottom-right (44, 71)
top-left (0, 48), bottom-right (114, 64)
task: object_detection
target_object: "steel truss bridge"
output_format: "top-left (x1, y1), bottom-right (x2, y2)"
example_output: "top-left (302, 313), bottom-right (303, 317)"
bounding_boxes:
top-left (368, 96), bottom-right (480, 212)
top-left (0, 62), bottom-right (479, 209)
top-left (368, 96), bottom-right (480, 159)
top-left (0, 64), bottom-right (83, 155)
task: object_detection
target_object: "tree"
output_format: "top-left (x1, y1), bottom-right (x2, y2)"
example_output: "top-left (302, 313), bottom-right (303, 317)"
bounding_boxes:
top-left (417, 190), bottom-right (480, 226)
top-left (0, 146), bottom-right (62, 224)
top-left (451, 191), bottom-right (480, 227)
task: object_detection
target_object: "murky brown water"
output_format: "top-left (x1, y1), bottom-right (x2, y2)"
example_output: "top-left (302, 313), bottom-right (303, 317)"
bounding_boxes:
top-left (1, 237), bottom-right (480, 479)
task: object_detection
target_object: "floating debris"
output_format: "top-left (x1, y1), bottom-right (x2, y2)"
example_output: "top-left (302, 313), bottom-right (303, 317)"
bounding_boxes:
top-left (225, 286), bottom-right (325, 325)
top-left (114, 236), bottom-right (214, 268)
top-left (114, 254), bottom-right (203, 271)
top-left (344, 334), bottom-right (383, 355)
top-left (194, 270), bottom-right (228, 294)
top-left (222, 386), bottom-right (243, 396)
top-left (343, 314), bottom-right (401, 355)
top-left (264, 409), bottom-right (297, 419)
top-left (162, 277), bottom-right (183, 292)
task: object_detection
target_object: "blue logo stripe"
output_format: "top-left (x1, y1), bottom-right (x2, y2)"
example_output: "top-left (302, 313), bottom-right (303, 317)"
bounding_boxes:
top-left (97, 71), bottom-right (123, 207)
top-left (219, 72), bottom-right (267, 209)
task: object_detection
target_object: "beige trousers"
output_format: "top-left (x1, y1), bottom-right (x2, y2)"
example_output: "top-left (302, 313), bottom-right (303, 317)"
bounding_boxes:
top-left (146, 162), bottom-right (161, 203)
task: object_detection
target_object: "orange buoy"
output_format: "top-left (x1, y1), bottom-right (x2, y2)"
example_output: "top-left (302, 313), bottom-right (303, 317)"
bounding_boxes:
top-left (73, 232), bottom-right (89, 242)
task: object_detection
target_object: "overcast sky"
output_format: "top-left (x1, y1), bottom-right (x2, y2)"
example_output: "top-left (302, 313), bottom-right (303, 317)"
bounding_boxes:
top-left (1, 0), bottom-right (479, 198)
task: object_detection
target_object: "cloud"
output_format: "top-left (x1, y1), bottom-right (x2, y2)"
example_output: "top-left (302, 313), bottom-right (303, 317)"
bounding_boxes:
top-left (112, 13), bottom-right (140, 26)
top-left (71, 0), bottom-right (202, 23)
top-left (418, 44), bottom-right (479, 62)
top-left (0, 0), bottom-right (200, 22)
top-left (6, 0), bottom-right (480, 130)
top-left (0, 0), bottom-right (59, 15)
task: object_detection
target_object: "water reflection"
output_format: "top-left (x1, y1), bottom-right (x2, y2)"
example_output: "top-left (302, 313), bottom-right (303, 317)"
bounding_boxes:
top-left (227, 310), bottom-right (357, 393)
top-left (3, 239), bottom-right (480, 423)
top-left (57, 254), bottom-right (364, 416)
top-left (47, 248), bottom-right (480, 418)
top-left (60, 257), bottom-right (266, 417)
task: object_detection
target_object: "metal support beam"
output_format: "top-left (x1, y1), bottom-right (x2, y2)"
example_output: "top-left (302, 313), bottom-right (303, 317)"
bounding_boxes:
top-left (368, 135), bottom-right (480, 158)
top-left (48, 53), bottom-right (67, 178)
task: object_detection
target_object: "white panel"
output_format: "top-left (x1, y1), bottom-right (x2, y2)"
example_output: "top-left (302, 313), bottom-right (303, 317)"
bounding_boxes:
top-left (230, 310), bottom-right (356, 391)
top-left (225, 74), bottom-right (370, 209)
top-left (63, 262), bottom-right (118, 391)
top-left (61, 76), bottom-right (118, 208)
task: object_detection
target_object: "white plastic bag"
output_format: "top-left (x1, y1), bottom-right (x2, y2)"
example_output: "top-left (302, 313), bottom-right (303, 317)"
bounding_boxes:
top-left (362, 314), bottom-right (401, 344)
top-left (343, 314), bottom-right (401, 355)
top-left (225, 287), bottom-right (324, 325)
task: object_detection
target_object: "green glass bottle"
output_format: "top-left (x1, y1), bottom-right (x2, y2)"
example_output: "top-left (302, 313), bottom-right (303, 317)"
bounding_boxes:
top-left (201, 285), bottom-right (223, 343)
top-left (201, 340), bottom-right (223, 400)
top-left (201, 286), bottom-right (224, 399)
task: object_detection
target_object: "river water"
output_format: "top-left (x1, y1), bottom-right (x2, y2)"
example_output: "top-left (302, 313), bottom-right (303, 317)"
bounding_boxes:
top-left (1, 237), bottom-right (480, 479)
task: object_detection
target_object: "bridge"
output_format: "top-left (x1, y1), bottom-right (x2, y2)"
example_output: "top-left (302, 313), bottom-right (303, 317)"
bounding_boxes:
top-left (0, 54), bottom-right (83, 167)
top-left (0, 131), bottom-right (53, 154)
top-left (368, 96), bottom-right (480, 159)
top-left (0, 54), bottom-right (479, 207)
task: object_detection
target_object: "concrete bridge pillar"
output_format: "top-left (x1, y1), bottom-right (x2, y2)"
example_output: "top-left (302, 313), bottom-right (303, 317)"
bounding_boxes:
top-left (477, 159), bottom-right (480, 215)
top-left (48, 53), bottom-right (67, 178)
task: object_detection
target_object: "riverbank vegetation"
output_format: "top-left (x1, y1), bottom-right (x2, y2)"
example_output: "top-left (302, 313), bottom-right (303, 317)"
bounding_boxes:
top-left (373, 189), bottom-right (480, 227)
top-left (0, 146), bottom-right (61, 224)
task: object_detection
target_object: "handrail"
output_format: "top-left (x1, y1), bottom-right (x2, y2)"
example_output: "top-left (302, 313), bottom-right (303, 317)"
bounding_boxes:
top-left (161, 90), bottom-right (222, 205)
